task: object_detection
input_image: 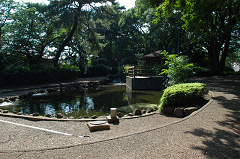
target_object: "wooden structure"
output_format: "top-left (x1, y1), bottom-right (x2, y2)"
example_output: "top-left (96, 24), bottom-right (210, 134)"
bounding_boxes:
top-left (126, 50), bottom-right (166, 90)
top-left (128, 66), bottom-right (162, 78)
top-left (139, 50), bottom-right (165, 66)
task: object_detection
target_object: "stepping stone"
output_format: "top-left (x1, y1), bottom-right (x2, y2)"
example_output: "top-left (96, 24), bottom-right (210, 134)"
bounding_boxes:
top-left (87, 121), bottom-right (110, 131)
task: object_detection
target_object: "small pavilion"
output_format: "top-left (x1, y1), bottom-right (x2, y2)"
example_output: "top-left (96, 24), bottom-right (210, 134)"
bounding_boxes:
top-left (126, 50), bottom-right (165, 90)
top-left (139, 50), bottom-right (165, 66)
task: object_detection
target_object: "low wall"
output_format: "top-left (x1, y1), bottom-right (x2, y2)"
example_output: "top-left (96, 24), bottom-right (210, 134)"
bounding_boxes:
top-left (126, 76), bottom-right (165, 90)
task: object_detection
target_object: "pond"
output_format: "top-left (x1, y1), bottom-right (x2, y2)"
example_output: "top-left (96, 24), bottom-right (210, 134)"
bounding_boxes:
top-left (1, 84), bottom-right (163, 118)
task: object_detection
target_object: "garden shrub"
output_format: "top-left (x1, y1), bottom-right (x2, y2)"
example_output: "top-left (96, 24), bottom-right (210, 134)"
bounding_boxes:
top-left (160, 51), bottom-right (195, 86)
top-left (159, 83), bottom-right (206, 111)
top-left (0, 63), bottom-right (80, 86)
top-left (85, 64), bottom-right (111, 76)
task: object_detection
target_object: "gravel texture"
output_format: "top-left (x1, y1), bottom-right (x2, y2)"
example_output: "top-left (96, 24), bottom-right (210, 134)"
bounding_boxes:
top-left (0, 75), bottom-right (240, 159)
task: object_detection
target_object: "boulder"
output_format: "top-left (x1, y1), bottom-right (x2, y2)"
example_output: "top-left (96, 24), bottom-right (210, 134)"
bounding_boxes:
top-left (17, 112), bottom-right (23, 115)
top-left (45, 114), bottom-right (51, 117)
top-left (173, 107), bottom-right (185, 118)
top-left (33, 113), bottom-right (39, 116)
top-left (69, 116), bottom-right (75, 119)
top-left (184, 107), bottom-right (199, 116)
top-left (133, 109), bottom-right (142, 115)
top-left (91, 115), bottom-right (98, 119)
top-left (117, 112), bottom-right (124, 118)
top-left (128, 113), bottom-right (134, 116)
top-left (3, 110), bottom-right (9, 113)
top-left (147, 107), bottom-right (154, 113)
top-left (0, 98), bottom-right (4, 103)
top-left (57, 113), bottom-right (64, 118)
top-left (142, 110), bottom-right (147, 114)
top-left (162, 107), bottom-right (174, 115)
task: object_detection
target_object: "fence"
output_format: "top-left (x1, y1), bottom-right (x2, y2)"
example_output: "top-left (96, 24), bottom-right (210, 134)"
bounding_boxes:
top-left (128, 66), bottom-right (162, 78)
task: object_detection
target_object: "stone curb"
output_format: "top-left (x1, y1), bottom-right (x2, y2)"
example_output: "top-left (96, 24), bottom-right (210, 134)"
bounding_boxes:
top-left (0, 91), bottom-right (214, 153)
top-left (0, 111), bottom-right (159, 121)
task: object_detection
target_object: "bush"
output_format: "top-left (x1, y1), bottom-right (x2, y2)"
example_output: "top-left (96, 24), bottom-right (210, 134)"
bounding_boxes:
top-left (85, 64), bottom-right (111, 77)
top-left (0, 63), bottom-right (80, 86)
top-left (161, 51), bottom-right (195, 86)
top-left (159, 83), bottom-right (206, 110)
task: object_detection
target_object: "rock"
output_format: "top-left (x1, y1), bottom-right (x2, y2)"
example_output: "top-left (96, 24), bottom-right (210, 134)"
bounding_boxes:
top-left (147, 107), bottom-right (154, 113)
top-left (45, 114), bottom-right (51, 117)
top-left (162, 107), bottom-right (174, 115)
top-left (107, 116), bottom-right (119, 123)
top-left (33, 113), bottom-right (39, 116)
top-left (9, 96), bottom-right (18, 101)
top-left (133, 109), bottom-right (142, 115)
top-left (117, 112), bottom-right (124, 118)
top-left (0, 98), bottom-right (4, 103)
top-left (13, 111), bottom-right (18, 114)
top-left (17, 112), bottom-right (23, 115)
top-left (36, 90), bottom-right (45, 93)
top-left (91, 115), bottom-right (98, 119)
top-left (128, 113), bottom-right (134, 116)
top-left (173, 107), bottom-right (185, 118)
top-left (142, 110), bottom-right (147, 114)
top-left (184, 107), bottom-right (199, 116)
top-left (4, 98), bottom-right (10, 102)
top-left (78, 116), bottom-right (83, 119)
top-left (68, 116), bottom-right (75, 119)
top-left (3, 110), bottom-right (9, 113)
top-left (83, 116), bottom-right (89, 119)
top-left (47, 88), bottom-right (56, 93)
top-left (87, 121), bottom-right (110, 131)
top-left (57, 113), bottom-right (64, 118)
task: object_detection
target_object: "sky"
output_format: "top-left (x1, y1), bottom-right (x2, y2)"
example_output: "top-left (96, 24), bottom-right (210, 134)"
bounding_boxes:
top-left (15, 0), bottom-right (136, 10)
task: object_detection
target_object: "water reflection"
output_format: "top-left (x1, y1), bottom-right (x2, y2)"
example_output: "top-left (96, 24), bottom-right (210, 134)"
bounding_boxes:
top-left (2, 85), bottom-right (162, 118)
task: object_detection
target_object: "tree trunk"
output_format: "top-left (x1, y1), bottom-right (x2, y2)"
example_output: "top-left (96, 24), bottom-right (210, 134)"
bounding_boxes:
top-left (219, 33), bottom-right (231, 72)
top-left (54, 16), bottom-right (78, 67)
top-left (207, 41), bottom-right (223, 73)
top-left (0, 27), bottom-right (2, 49)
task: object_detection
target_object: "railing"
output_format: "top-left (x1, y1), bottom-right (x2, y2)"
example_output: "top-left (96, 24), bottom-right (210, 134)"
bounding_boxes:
top-left (128, 66), bottom-right (162, 78)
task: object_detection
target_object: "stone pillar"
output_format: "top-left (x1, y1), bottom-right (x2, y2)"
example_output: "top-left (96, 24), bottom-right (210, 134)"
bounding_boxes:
top-left (107, 108), bottom-right (119, 123)
top-left (110, 108), bottom-right (117, 118)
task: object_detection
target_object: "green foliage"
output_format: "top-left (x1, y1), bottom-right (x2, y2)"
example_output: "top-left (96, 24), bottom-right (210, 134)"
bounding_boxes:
top-left (159, 83), bottom-right (206, 110)
top-left (86, 58), bottom-right (111, 77)
top-left (160, 50), bottom-right (195, 86)
top-left (0, 64), bottom-right (80, 86)
top-left (151, 0), bottom-right (240, 72)
top-left (123, 65), bottom-right (131, 75)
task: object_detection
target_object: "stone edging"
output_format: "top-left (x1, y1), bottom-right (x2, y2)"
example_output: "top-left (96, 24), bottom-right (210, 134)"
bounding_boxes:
top-left (0, 91), bottom-right (214, 153)
top-left (0, 111), bottom-right (159, 121)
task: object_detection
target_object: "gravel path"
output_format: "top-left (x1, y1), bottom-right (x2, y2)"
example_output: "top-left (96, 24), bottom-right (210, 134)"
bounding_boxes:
top-left (0, 75), bottom-right (239, 158)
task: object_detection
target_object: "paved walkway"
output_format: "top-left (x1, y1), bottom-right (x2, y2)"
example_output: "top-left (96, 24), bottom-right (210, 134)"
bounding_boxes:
top-left (0, 76), bottom-right (239, 158)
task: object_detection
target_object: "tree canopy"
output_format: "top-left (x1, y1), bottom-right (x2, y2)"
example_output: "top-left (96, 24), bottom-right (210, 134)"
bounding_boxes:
top-left (146, 0), bottom-right (240, 72)
top-left (0, 0), bottom-right (239, 86)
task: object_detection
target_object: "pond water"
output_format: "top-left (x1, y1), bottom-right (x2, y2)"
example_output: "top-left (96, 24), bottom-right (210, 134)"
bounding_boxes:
top-left (1, 84), bottom-right (163, 118)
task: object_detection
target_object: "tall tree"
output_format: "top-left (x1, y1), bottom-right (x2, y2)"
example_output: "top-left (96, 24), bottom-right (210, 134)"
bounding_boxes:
top-left (48, 0), bottom-right (117, 66)
top-left (146, 0), bottom-right (240, 72)
top-left (0, 0), bottom-right (16, 48)
top-left (5, 6), bottom-right (57, 66)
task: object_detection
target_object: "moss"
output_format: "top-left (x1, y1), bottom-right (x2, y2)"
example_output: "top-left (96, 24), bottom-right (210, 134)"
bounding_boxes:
top-left (159, 83), bottom-right (206, 110)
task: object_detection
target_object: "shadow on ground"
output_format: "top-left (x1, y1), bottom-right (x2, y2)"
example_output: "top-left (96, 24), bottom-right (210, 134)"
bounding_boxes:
top-left (186, 75), bottom-right (240, 158)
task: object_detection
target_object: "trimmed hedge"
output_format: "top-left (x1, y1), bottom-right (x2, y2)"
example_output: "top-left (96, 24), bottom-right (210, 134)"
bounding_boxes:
top-left (0, 64), bottom-right (80, 86)
top-left (159, 83), bottom-right (206, 110)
